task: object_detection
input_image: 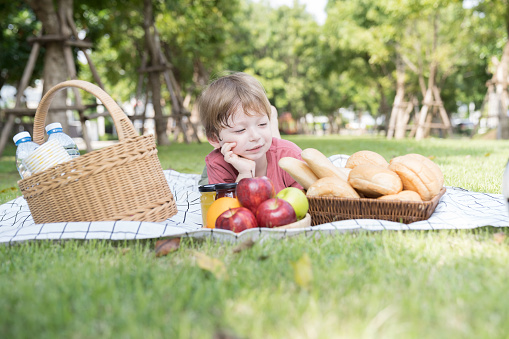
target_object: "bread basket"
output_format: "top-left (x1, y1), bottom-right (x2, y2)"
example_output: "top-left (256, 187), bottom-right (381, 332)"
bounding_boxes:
top-left (307, 187), bottom-right (446, 225)
top-left (18, 80), bottom-right (178, 224)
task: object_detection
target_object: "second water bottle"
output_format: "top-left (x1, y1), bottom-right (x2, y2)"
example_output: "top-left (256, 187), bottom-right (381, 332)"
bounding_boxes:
top-left (45, 122), bottom-right (80, 158)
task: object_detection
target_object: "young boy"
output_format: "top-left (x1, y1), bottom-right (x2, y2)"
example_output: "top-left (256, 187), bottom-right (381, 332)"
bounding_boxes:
top-left (198, 72), bottom-right (303, 193)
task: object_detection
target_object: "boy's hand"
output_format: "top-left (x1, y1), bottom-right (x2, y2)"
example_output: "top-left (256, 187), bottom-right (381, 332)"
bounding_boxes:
top-left (221, 142), bottom-right (255, 178)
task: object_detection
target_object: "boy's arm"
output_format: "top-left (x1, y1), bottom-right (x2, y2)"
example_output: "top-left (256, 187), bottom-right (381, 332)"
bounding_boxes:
top-left (271, 106), bottom-right (281, 139)
top-left (206, 152), bottom-right (238, 184)
top-left (221, 142), bottom-right (256, 181)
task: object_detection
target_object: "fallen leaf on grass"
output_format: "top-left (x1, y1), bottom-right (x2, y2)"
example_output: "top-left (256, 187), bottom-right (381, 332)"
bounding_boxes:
top-left (0, 187), bottom-right (18, 194)
top-left (232, 239), bottom-right (255, 253)
top-left (193, 251), bottom-right (229, 280)
top-left (494, 232), bottom-right (506, 244)
top-left (291, 253), bottom-right (313, 289)
top-left (155, 238), bottom-right (181, 257)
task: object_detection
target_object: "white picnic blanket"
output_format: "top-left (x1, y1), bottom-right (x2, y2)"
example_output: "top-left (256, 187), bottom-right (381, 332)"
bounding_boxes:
top-left (1, 155), bottom-right (508, 244)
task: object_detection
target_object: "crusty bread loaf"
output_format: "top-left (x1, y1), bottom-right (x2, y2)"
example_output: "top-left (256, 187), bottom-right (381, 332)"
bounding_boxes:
top-left (345, 150), bottom-right (389, 169)
top-left (377, 190), bottom-right (422, 202)
top-left (306, 176), bottom-right (360, 198)
top-left (278, 157), bottom-right (319, 190)
top-left (348, 164), bottom-right (403, 198)
top-left (389, 154), bottom-right (442, 201)
top-left (301, 148), bottom-right (349, 181)
top-left (404, 153), bottom-right (444, 187)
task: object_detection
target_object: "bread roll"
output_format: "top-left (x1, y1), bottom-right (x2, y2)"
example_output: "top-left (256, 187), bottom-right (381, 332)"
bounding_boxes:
top-left (377, 190), bottom-right (422, 202)
top-left (278, 157), bottom-right (318, 190)
top-left (306, 176), bottom-right (360, 198)
top-left (389, 154), bottom-right (442, 201)
top-left (348, 164), bottom-right (403, 198)
top-left (301, 148), bottom-right (349, 181)
top-left (345, 150), bottom-right (389, 169)
top-left (404, 153), bottom-right (444, 187)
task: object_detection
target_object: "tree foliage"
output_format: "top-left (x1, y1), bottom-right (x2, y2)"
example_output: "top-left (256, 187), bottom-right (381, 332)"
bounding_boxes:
top-left (0, 2), bottom-right (43, 95)
top-left (1, 0), bottom-right (509, 137)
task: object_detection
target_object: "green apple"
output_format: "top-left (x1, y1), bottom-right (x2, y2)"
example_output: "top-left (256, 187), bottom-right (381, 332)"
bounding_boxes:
top-left (276, 187), bottom-right (309, 220)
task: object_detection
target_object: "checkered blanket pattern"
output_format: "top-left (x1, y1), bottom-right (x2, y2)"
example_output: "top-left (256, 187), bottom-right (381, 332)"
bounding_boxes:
top-left (1, 155), bottom-right (508, 243)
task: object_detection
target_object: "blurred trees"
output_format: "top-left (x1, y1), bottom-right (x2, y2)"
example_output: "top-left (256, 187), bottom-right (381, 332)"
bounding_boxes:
top-left (468, 0), bottom-right (509, 138)
top-left (323, 0), bottom-right (476, 138)
top-left (0, 2), bottom-right (43, 96)
top-left (228, 2), bottom-right (323, 119)
top-left (23, 0), bottom-right (79, 129)
top-left (1, 0), bottom-right (509, 140)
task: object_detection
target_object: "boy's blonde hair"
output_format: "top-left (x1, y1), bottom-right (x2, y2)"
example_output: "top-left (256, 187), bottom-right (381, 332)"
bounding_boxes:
top-left (198, 72), bottom-right (272, 140)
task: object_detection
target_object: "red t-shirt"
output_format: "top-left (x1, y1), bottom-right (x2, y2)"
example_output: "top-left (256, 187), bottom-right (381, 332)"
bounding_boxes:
top-left (205, 137), bottom-right (303, 193)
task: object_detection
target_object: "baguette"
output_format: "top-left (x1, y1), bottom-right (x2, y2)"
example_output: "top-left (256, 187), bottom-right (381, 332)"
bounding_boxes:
top-left (301, 148), bottom-right (349, 181)
top-left (278, 157), bottom-right (318, 190)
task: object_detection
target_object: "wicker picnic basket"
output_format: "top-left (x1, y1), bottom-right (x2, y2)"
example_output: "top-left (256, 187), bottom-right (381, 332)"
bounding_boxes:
top-left (308, 187), bottom-right (446, 225)
top-left (18, 80), bottom-right (178, 224)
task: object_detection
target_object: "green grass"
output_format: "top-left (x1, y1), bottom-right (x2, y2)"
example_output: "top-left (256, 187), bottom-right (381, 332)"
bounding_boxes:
top-left (2, 231), bottom-right (509, 338)
top-left (2, 135), bottom-right (509, 338)
top-left (2, 135), bottom-right (507, 204)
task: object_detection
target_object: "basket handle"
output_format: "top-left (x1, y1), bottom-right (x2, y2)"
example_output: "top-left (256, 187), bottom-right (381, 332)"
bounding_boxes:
top-left (33, 80), bottom-right (137, 145)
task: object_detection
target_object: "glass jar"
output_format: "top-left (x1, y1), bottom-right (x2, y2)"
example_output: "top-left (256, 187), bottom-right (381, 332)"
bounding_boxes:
top-left (198, 184), bottom-right (216, 227)
top-left (215, 182), bottom-right (238, 199)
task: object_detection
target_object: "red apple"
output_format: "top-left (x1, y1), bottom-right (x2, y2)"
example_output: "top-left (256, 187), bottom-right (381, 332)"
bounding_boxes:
top-left (215, 207), bottom-right (258, 233)
top-left (256, 198), bottom-right (297, 228)
top-left (236, 176), bottom-right (275, 214)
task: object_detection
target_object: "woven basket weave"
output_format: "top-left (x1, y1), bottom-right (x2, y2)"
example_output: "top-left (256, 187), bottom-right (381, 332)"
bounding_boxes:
top-left (18, 80), bottom-right (178, 224)
top-left (308, 187), bottom-right (446, 225)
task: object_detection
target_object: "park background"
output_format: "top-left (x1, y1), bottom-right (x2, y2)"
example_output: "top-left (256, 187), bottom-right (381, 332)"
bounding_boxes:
top-left (3, 1), bottom-right (509, 338)
top-left (2, 0), bottom-right (509, 150)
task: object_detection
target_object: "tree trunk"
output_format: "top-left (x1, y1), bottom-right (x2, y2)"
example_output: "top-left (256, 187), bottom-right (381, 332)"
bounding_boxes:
top-left (148, 71), bottom-right (168, 145)
top-left (395, 101), bottom-right (413, 139)
top-left (423, 108), bottom-right (433, 138)
top-left (25, 0), bottom-right (72, 132)
top-left (415, 15), bottom-right (439, 141)
top-left (378, 85), bottom-right (390, 136)
top-left (415, 88), bottom-right (433, 140)
top-left (388, 54), bottom-right (406, 139)
top-left (143, 0), bottom-right (170, 145)
top-left (186, 58), bottom-right (209, 136)
top-left (327, 114), bottom-right (338, 134)
top-left (495, 40), bottom-right (509, 139)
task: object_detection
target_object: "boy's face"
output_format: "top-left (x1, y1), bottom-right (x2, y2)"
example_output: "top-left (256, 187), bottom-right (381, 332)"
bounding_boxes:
top-left (208, 107), bottom-right (273, 161)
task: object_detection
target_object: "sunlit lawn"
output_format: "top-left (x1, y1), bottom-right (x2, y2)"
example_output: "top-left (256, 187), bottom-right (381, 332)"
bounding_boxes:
top-left (1, 135), bottom-right (509, 338)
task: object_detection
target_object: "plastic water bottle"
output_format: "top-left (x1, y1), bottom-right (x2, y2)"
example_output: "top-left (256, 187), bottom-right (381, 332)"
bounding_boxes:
top-left (13, 131), bottom-right (39, 179)
top-left (45, 122), bottom-right (80, 158)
